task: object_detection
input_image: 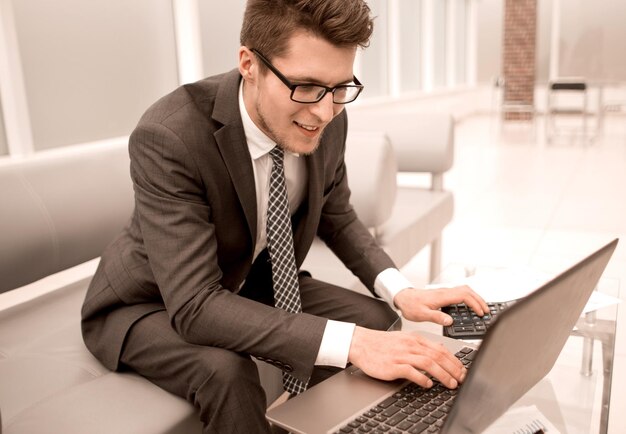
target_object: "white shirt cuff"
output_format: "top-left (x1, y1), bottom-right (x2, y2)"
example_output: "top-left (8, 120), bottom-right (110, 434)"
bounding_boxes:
top-left (374, 268), bottom-right (414, 308)
top-left (314, 320), bottom-right (356, 368)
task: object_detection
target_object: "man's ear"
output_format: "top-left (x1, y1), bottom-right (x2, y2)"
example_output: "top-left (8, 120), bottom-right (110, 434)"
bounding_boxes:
top-left (238, 46), bottom-right (256, 83)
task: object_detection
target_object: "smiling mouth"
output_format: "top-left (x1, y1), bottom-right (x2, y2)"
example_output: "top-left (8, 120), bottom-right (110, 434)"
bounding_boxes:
top-left (294, 121), bottom-right (320, 132)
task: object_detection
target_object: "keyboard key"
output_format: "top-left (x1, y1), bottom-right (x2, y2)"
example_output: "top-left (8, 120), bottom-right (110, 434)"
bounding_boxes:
top-left (378, 396), bottom-right (398, 408)
top-left (423, 416), bottom-right (436, 424)
top-left (381, 406), bottom-right (401, 417)
top-left (385, 412), bottom-right (407, 426)
top-left (397, 420), bottom-right (414, 430)
top-left (443, 302), bottom-right (510, 339)
top-left (340, 346), bottom-right (479, 434)
top-left (407, 422), bottom-right (429, 433)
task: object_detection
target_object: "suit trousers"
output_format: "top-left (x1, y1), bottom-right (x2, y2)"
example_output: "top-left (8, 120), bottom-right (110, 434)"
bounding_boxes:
top-left (119, 273), bottom-right (399, 434)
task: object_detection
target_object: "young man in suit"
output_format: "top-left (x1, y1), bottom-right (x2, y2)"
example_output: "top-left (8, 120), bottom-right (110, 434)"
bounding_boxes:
top-left (81, 0), bottom-right (488, 432)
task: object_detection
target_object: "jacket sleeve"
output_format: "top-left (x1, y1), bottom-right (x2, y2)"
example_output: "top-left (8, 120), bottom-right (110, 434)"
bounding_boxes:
top-left (315, 112), bottom-right (396, 293)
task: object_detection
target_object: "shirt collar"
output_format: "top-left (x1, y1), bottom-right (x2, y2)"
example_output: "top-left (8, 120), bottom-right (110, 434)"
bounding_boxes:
top-left (238, 80), bottom-right (299, 160)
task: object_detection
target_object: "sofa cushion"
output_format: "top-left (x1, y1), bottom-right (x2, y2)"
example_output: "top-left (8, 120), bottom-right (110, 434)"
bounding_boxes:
top-left (344, 132), bottom-right (397, 228)
top-left (378, 187), bottom-right (454, 267)
top-left (0, 277), bottom-right (197, 434)
top-left (3, 373), bottom-right (202, 434)
top-left (0, 270), bottom-right (286, 433)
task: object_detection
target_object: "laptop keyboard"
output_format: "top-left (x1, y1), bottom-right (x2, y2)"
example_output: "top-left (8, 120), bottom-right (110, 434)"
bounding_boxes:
top-left (333, 347), bottom-right (476, 434)
top-left (442, 302), bottom-right (511, 339)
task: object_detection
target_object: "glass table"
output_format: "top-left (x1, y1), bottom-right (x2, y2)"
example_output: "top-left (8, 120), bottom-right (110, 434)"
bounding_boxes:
top-left (402, 263), bottom-right (620, 434)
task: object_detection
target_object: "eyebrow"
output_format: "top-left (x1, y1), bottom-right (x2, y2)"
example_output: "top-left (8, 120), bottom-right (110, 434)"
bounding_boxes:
top-left (286, 75), bottom-right (356, 87)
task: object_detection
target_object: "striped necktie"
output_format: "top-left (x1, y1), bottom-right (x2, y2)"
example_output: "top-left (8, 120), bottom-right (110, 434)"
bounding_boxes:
top-left (266, 146), bottom-right (307, 395)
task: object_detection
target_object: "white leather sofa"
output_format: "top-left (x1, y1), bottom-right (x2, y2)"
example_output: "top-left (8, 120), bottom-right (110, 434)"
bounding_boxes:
top-left (0, 112), bottom-right (454, 433)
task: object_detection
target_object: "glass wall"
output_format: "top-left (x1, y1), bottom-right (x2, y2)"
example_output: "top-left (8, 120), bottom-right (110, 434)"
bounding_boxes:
top-left (454, 0), bottom-right (468, 85)
top-left (559, 0), bottom-right (626, 82)
top-left (12, 0), bottom-right (179, 151)
top-left (359, 0), bottom-right (389, 98)
top-left (0, 97), bottom-right (7, 156)
top-left (199, 0), bottom-right (247, 77)
top-left (0, 0), bottom-right (478, 158)
top-left (432, 0), bottom-right (447, 88)
top-left (398, 0), bottom-right (422, 93)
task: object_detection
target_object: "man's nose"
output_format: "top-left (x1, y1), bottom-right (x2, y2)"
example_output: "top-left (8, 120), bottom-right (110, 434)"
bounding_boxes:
top-left (309, 92), bottom-right (336, 123)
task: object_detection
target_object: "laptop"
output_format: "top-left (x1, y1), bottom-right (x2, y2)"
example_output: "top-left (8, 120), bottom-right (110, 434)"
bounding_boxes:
top-left (266, 239), bottom-right (618, 434)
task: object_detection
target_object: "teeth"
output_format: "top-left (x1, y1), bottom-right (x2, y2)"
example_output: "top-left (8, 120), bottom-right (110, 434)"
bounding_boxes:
top-left (296, 122), bottom-right (317, 131)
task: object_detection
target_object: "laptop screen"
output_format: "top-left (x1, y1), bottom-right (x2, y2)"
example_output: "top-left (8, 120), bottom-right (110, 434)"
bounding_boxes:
top-left (441, 239), bottom-right (617, 433)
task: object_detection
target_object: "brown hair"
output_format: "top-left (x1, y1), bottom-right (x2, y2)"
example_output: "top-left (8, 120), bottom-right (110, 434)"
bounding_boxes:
top-left (240, 0), bottom-right (373, 62)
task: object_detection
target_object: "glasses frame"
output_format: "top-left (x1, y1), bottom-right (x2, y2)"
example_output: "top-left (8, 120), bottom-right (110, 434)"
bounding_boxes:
top-left (250, 48), bottom-right (364, 104)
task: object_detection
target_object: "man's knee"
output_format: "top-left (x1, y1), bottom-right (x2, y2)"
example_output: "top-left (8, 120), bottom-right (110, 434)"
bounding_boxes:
top-left (195, 350), bottom-right (261, 392)
top-left (192, 350), bottom-right (270, 432)
top-left (192, 349), bottom-right (267, 418)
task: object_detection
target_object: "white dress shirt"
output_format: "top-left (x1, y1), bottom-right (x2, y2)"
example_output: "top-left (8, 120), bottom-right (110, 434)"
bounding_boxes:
top-left (238, 82), bottom-right (413, 368)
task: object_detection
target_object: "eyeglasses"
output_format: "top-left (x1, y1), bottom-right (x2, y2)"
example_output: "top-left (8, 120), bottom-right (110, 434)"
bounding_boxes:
top-left (251, 49), bottom-right (364, 104)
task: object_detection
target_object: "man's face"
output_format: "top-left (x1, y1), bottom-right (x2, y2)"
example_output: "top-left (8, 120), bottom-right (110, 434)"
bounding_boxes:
top-left (240, 31), bottom-right (357, 155)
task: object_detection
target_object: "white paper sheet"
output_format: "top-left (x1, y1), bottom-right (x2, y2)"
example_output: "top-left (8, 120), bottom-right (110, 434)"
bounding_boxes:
top-left (483, 405), bottom-right (561, 434)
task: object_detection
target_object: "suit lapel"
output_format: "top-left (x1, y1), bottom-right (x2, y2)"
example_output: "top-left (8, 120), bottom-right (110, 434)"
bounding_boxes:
top-left (211, 71), bottom-right (258, 246)
top-left (294, 144), bottom-right (325, 266)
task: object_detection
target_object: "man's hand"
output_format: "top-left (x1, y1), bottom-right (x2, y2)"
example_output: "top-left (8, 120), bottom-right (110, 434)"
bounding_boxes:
top-left (394, 286), bottom-right (489, 326)
top-left (348, 327), bottom-right (466, 389)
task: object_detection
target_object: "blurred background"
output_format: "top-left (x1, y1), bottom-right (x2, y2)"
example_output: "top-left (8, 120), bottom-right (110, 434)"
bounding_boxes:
top-left (1, 0), bottom-right (624, 155)
top-left (0, 0), bottom-right (624, 431)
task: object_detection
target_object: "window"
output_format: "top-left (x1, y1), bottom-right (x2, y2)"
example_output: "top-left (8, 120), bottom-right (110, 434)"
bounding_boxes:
top-left (360, 0), bottom-right (389, 98)
top-left (0, 97), bottom-right (7, 156)
top-left (432, 0), bottom-right (447, 88)
top-left (398, 0), bottom-right (422, 93)
top-left (454, 0), bottom-right (469, 85)
top-left (12, 0), bottom-right (179, 151)
top-left (0, 0), bottom-right (478, 157)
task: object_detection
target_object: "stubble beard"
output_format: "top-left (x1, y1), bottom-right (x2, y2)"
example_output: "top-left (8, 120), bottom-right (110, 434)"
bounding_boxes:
top-left (256, 101), bottom-right (324, 156)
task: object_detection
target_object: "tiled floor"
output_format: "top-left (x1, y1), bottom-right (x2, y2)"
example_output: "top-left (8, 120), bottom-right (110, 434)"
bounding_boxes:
top-left (400, 112), bottom-right (626, 433)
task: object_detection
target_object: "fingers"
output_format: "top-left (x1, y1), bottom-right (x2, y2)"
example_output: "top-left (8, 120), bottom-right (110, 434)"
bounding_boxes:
top-left (441, 285), bottom-right (489, 316)
top-left (349, 328), bottom-right (467, 390)
top-left (418, 308), bottom-right (455, 327)
top-left (454, 285), bottom-right (489, 316)
top-left (402, 336), bottom-right (466, 389)
top-left (398, 364), bottom-right (435, 389)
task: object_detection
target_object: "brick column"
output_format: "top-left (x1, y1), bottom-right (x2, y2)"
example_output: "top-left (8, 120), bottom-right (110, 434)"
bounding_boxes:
top-left (502, 0), bottom-right (537, 120)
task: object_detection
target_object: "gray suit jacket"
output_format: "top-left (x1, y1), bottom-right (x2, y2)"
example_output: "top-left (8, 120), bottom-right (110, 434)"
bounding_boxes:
top-left (81, 69), bottom-right (395, 383)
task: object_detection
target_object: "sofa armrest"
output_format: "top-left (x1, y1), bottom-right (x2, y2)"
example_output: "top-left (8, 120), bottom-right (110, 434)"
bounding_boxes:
top-left (344, 131), bottom-right (397, 229)
top-left (347, 111), bottom-right (454, 188)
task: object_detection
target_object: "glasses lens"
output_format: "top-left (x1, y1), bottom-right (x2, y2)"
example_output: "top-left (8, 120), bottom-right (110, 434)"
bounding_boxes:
top-left (292, 85), bottom-right (327, 103)
top-left (333, 86), bottom-right (361, 103)
top-left (291, 84), bottom-right (362, 104)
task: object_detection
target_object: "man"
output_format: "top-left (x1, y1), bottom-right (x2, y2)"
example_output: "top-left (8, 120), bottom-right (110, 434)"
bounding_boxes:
top-left (81, 0), bottom-right (488, 432)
